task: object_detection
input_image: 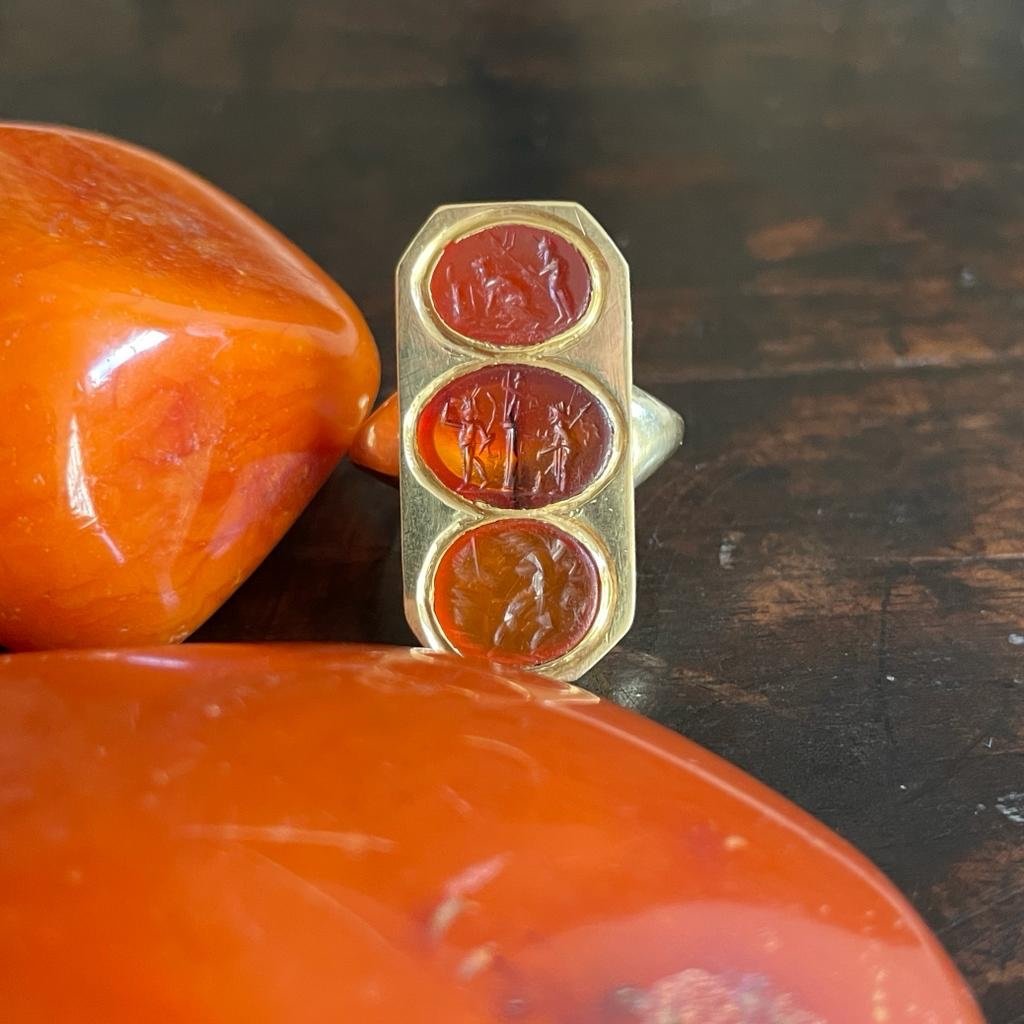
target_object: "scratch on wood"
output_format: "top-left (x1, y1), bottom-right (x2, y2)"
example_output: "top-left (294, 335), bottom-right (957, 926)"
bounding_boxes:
top-left (875, 570), bottom-right (898, 792)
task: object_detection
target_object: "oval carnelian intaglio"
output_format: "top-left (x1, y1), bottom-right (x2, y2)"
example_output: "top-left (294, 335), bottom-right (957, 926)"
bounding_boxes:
top-left (416, 364), bottom-right (614, 510)
top-left (431, 518), bottom-right (601, 666)
top-left (429, 223), bottom-right (592, 347)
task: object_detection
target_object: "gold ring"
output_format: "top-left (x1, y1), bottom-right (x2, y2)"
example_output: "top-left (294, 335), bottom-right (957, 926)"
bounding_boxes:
top-left (354, 202), bottom-right (683, 680)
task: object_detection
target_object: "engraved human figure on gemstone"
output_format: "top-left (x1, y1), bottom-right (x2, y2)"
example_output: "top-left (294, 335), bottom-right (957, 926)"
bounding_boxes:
top-left (418, 364), bottom-right (613, 510)
top-left (434, 520), bottom-right (600, 666)
top-left (536, 233), bottom-right (573, 327)
top-left (430, 224), bottom-right (592, 346)
top-left (471, 254), bottom-right (529, 327)
top-left (440, 388), bottom-right (493, 487)
top-left (537, 387), bottom-right (594, 494)
top-left (492, 549), bottom-right (553, 653)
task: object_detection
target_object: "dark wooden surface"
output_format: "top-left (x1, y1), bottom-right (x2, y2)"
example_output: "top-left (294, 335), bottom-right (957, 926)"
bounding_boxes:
top-left (4, 1), bottom-right (1023, 1017)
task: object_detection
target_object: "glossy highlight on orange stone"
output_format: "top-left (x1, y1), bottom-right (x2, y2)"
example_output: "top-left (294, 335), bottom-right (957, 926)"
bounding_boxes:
top-left (432, 518), bottom-right (601, 666)
top-left (416, 364), bottom-right (613, 509)
top-left (430, 223), bottom-right (592, 346)
top-left (0, 123), bottom-right (379, 650)
top-left (0, 645), bottom-right (982, 1023)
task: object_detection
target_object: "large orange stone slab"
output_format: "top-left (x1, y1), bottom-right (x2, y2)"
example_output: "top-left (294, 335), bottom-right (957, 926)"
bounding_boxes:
top-left (0, 123), bottom-right (379, 650)
top-left (0, 645), bottom-right (982, 1023)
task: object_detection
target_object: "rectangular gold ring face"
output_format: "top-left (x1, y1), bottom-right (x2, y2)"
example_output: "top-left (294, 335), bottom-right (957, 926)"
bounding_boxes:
top-left (396, 201), bottom-right (634, 681)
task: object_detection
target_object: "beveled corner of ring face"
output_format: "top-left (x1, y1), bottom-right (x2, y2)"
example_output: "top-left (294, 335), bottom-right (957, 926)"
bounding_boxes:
top-left (396, 201), bottom-right (635, 682)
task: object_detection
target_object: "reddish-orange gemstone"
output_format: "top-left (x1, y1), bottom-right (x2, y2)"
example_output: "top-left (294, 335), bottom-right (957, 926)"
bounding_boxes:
top-left (348, 391), bottom-right (400, 480)
top-left (417, 364), bottom-right (612, 509)
top-left (432, 518), bottom-right (600, 666)
top-left (0, 645), bottom-right (984, 1023)
top-left (430, 223), bottom-right (591, 346)
top-left (0, 123), bottom-right (378, 651)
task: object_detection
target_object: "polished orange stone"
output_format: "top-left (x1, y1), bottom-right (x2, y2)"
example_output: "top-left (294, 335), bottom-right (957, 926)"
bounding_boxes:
top-left (0, 645), bottom-right (982, 1023)
top-left (430, 224), bottom-right (591, 346)
top-left (348, 392), bottom-right (400, 481)
top-left (416, 364), bottom-right (612, 509)
top-left (432, 518), bottom-right (600, 666)
top-left (0, 123), bottom-right (379, 650)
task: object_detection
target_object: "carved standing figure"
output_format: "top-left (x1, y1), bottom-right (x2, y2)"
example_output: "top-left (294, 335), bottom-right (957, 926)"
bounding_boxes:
top-left (441, 389), bottom-right (492, 487)
top-left (493, 550), bottom-right (555, 653)
top-left (539, 390), bottom-right (592, 493)
top-left (536, 235), bottom-right (573, 327)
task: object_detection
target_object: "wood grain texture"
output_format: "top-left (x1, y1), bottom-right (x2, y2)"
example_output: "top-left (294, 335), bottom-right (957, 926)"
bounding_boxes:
top-left (2, 0), bottom-right (1023, 1017)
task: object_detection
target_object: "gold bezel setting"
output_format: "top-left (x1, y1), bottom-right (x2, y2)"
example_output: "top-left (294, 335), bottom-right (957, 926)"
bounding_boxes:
top-left (397, 201), bottom-right (636, 682)
top-left (413, 208), bottom-right (608, 358)
top-left (404, 356), bottom-right (626, 517)
top-left (414, 513), bottom-right (617, 680)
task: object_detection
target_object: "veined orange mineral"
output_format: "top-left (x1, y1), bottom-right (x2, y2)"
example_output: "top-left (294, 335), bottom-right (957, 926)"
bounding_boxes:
top-left (0, 645), bottom-right (984, 1023)
top-left (0, 123), bottom-right (378, 650)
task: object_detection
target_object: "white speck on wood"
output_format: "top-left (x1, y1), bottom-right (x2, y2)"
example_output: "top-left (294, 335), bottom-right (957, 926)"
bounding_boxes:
top-left (718, 530), bottom-right (744, 569)
top-left (995, 792), bottom-right (1024, 824)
